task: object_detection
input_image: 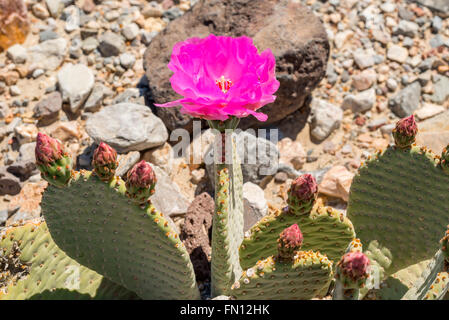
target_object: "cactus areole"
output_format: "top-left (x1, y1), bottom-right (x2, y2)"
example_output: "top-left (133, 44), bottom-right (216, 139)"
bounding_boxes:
top-left (277, 224), bottom-right (303, 261)
top-left (393, 115), bottom-right (417, 149)
top-left (125, 160), bottom-right (157, 205)
top-left (336, 251), bottom-right (370, 289)
top-left (441, 227), bottom-right (449, 262)
top-left (92, 142), bottom-right (118, 181)
top-left (35, 132), bottom-right (72, 187)
top-left (287, 174), bottom-right (318, 215)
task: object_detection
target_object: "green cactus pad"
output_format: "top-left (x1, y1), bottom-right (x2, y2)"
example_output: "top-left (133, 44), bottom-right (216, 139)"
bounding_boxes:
top-left (231, 250), bottom-right (333, 299)
top-left (41, 171), bottom-right (199, 300)
top-left (239, 205), bottom-right (355, 270)
top-left (347, 145), bottom-right (449, 276)
top-left (211, 133), bottom-right (244, 296)
top-left (0, 220), bottom-right (137, 300)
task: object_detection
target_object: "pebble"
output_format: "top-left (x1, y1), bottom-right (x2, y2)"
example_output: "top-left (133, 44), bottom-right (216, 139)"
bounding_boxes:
top-left (33, 92), bottom-right (62, 125)
top-left (98, 31), bottom-right (126, 57)
top-left (341, 88), bottom-right (376, 113)
top-left (309, 98), bottom-right (343, 141)
top-left (415, 103), bottom-right (445, 120)
top-left (389, 81), bottom-right (422, 118)
top-left (387, 45), bottom-right (409, 63)
top-left (119, 53), bottom-right (136, 69)
top-left (121, 23), bottom-right (140, 41)
top-left (6, 44), bottom-right (27, 64)
top-left (353, 50), bottom-right (375, 69)
top-left (58, 63), bottom-right (94, 113)
top-left (28, 38), bottom-right (68, 71)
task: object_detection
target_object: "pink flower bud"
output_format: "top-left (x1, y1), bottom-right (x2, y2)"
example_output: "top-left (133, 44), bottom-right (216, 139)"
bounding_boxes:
top-left (126, 161), bottom-right (157, 189)
top-left (279, 224), bottom-right (303, 248)
top-left (35, 132), bottom-right (63, 165)
top-left (290, 174), bottom-right (318, 202)
top-left (92, 142), bottom-right (117, 167)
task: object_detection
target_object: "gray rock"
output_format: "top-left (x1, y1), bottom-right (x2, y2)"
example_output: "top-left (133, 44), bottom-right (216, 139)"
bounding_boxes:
top-left (33, 92), bottom-right (62, 125)
top-left (81, 37), bottom-right (98, 54)
top-left (389, 81), bottom-right (422, 117)
top-left (205, 131), bottom-right (279, 185)
top-left (0, 102), bottom-right (10, 119)
top-left (432, 15), bottom-right (443, 32)
top-left (243, 182), bottom-right (268, 232)
top-left (6, 44), bottom-right (27, 64)
top-left (430, 76), bottom-right (449, 104)
top-left (113, 88), bottom-right (142, 104)
top-left (7, 143), bottom-right (38, 181)
top-left (0, 167), bottom-right (21, 196)
top-left (115, 151), bottom-right (140, 177)
top-left (121, 23), bottom-right (139, 41)
top-left (410, 0), bottom-right (449, 17)
top-left (309, 98), bottom-right (343, 141)
top-left (84, 84), bottom-right (112, 112)
top-left (353, 50), bottom-right (374, 69)
top-left (150, 164), bottom-right (190, 217)
top-left (28, 38), bottom-right (68, 71)
top-left (141, 31), bottom-right (158, 45)
top-left (64, 5), bottom-right (80, 32)
top-left (0, 209), bottom-right (7, 225)
top-left (394, 20), bottom-right (419, 37)
top-left (98, 31), bottom-right (125, 57)
top-left (58, 63), bottom-right (94, 113)
top-left (86, 103), bottom-right (168, 153)
top-left (119, 53), bottom-right (136, 69)
top-left (39, 30), bottom-right (60, 42)
top-left (341, 88), bottom-right (376, 113)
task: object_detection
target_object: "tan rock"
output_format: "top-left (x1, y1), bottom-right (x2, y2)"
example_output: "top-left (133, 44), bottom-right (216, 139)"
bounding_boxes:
top-left (186, 128), bottom-right (215, 170)
top-left (43, 121), bottom-right (81, 142)
top-left (277, 137), bottom-right (307, 170)
top-left (319, 165), bottom-right (354, 202)
top-left (7, 181), bottom-right (47, 226)
top-left (143, 142), bottom-right (173, 173)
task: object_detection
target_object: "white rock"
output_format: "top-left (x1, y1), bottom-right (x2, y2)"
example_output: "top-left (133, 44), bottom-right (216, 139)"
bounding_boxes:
top-left (309, 99), bottom-right (343, 141)
top-left (342, 88), bottom-right (376, 113)
top-left (121, 23), bottom-right (139, 41)
top-left (387, 45), bottom-right (408, 63)
top-left (6, 44), bottom-right (27, 64)
top-left (119, 53), bottom-right (136, 69)
top-left (45, 0), bottom-right (63, 18)
top-left (64, 6), bottom-right (80, 33)
top-left (277, 138), bottom-right (306, 170)
top-left (28, 38), bottom-right (67, 71)
top-left (353, 50), bottom-right (375, 70)
top-left (334, 30), bottom-right (354, 49)
top-left (57, 63), bottom-right (94, 113)
top-left (243, 182), bottom-right (268, 232)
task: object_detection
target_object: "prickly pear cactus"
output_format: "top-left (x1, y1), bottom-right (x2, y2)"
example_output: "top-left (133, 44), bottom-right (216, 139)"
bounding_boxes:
top-left (209, 120), bottom-right (244, 296)
top-left (347, 115), bottom-right (449, 277)
top-left (41, 170), bottom-right (199, 300)
top-left (0, 219), bottom-right (137, 300)
top-left (232, 225), bottom-right (333, 299)
top-left (240, 205), bottom-right (355, 270)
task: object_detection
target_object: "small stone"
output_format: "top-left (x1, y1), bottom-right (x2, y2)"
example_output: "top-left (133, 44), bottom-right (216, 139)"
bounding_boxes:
top-left (121, 23), bottom-right (139, 41)
top-left (387, 45), bottom-right (408, 63)
top-left (277, 138), bottom-right (306, 170)
top-left (141, 31), bottom-right (158, 45)
top-left (274, 171), bottom-right (288, 183)
top-left (415, 103), bottom-right (445, 120)
top-left (243, 182), bottom-right (268, 232)
top-left (163, 7), bottom-right (184, 20)
top-left (386, 78), bottom-right (398, 91)
top-left (352, 69), bottom-right (376, 91)
top-left (64, 5), bottom-right (80, 32)
top-left (389, 81), bottom-right (422, 118)
top-left (9, 85), bottom-right (21, 96)
top-left (119, 53), bottom-right (136, 69)
top-left (32, 69), bottom-right (45, 79)
top-left (318, 165), bottom-right (354, 202)
top-left (432, 16), bottom-right (443, 33)
top-left (58, 63), bottom-right (94, 113)
top-left (341, 88), bottom-right (376, 113)
top-left (6, 44), bottom-right (27, 64)
top-left (430, 76), bottom-right (449, 105)
top-left (0, 102), bottom-right (10, 119)
top-left (7, 143), bottom-right (37, 181)
top-left (0, 167), bottom-right (21, 196)
top-left (104, 10), bottom-right (120, 21)
top-left (98, 31), bottom-right (125, 57)
top-left (14, 124), bottom-right (38, 145)
top-left (334, 30), bottom-right (353, 49)
top-left (115, 151), bottom-right (141, 177)
top-left (81, 37), bottom-right (98, 54)
top-left (39, 30), bottom-right (59, 42)
top-left (143, 2), bottom-right (164, 18)
top-left (353, 50), bottom-right (374, 69)
top-left (45, 0), bottom-right (63, 18)
top-left (32, 3), bottom-right (50, 19)
top-left (191, 168), bottom-right (205, 184)
top-left (395, 20), bottom-right (419, 37)
top-left (28, 38), bottom-right (67, 71)
top-left (33, 92), bottom-right (62, 125)
top-left (142, 142), bottom-right (173, 174)
top-left (309, 99), bottom-right (343, 141)
top-left (84, 83), bottom-right (112, 112)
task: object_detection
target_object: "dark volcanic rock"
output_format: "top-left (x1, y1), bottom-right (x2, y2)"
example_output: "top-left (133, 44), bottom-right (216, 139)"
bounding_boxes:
top-left (143, 0), bottom-right (329, 132)
top-left (180, 192), bottom-right (214, 281)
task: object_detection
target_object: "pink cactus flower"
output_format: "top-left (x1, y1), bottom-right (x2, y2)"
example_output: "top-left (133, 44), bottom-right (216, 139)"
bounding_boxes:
top-left (155, 34), bottom-right (280, 121)
top-left (35, 132), bottom-right (64, 165)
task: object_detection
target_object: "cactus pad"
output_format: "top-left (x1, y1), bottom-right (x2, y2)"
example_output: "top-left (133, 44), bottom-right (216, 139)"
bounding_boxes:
top-left (239, 206), bottom-right (355, 270)
top-left (347, 145), bottom-right (449, 276)
top-left (0, 220), bottom-right (137, 300)
top-left (231, 250), bottom-right (333, 299)
top-left (41, 171), bottom-right (199, 300)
